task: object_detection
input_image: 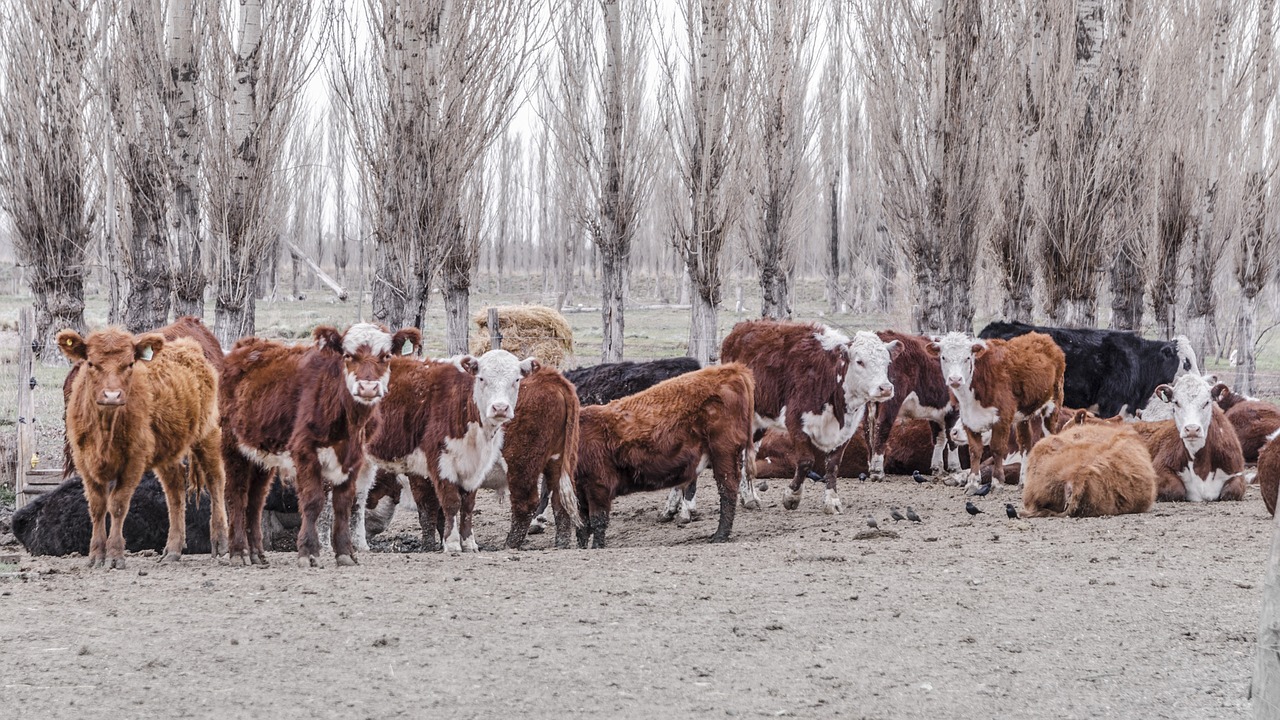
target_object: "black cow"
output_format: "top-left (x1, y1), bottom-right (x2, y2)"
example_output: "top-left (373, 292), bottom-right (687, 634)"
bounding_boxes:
top-left (13, 474), bottom-right (299, 557)
top-left (977, 321), bottom-right (1197, 418)
top-left (563, 357), bottom-right (702, 405)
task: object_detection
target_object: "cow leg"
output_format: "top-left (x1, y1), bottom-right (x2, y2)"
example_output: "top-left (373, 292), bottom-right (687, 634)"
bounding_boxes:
top-left (867, 402), bottom-right (891, 481)
top-left (293, 449), bottom-right (326, 567)
top-left (407, 474), bottom-right (441, 552)
top-left (680, 480), bottom-right (700, 523)
top-left (819, 449), bottom-right (844, 515)
top-left (329, 470), bottom-right (359, 566)
top-left (928, 422), bottom-right (947, 475)
top-left (1014, 421), bottom-right (1035, 485)
top-left (363, 471), bottom-right (403, 539)
top-left (84, 477), bottom-right (108, 568)
top-left (547, 462), bottom-right (577, 550)
top-left (783, 455), bottom-right (814, 511)
top-left (739, 443), bottom-right (762, 510)
top-left (105, 463), bottom-right (146, 570)
top-left (154, 460), bottom-right (189, 563)
top-left (246, 470), bottom-right (274, 565)
top-left (222, 438), bottom-right (260, 564)
top-left (435, 479), bottom-right (464, 553)
top-left (350, 460), bottom-right (378, 554)
top-left (963, 428), bottom-right (987, 492)
top-left (504, 465), bottom-right (540, 550)
top-left (192, 430), bottom-right (229, 558)
top-left (659, 486), bottom-right (684, 522)
top-left (751, 429), bottom-right (769, 493)
top-left (528, 478), bottom-right (553, 535)
top-left (708, 450), bottom-right (741, 543)
top-left (587, 498), bottom-right (612, 549)
top-left (458, 489), bottom-right (479, 552)
top-left (984, 422), bottom-right (1012, 490)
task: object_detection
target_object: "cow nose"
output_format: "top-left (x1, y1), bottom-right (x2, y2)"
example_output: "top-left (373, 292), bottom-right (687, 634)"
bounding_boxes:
top-left (877, 383), bottom-right (894, 398)
top-left (356, 381), bottom-right (382, 399)
top-left (490, 402), bottom-right (511, 417)
top-left (947, 376), bottom-right (963, 388)
top-left (1183, 423), bottom-right (1202, 437)
top-left (99, 389), bottom-right (124, 406)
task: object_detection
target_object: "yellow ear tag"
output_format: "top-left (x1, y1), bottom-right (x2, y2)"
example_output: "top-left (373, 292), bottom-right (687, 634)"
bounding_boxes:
top-left (65, 338), bottom-right (73, 345)
top-left (401, 340), bottom-right (413, 356)
top-left (141, 346), bottom-right (154, 361)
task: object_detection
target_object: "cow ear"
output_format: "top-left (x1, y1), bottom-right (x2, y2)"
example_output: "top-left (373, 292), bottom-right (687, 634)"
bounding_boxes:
top-left (520, 357), bottom-right (540, 377)
top-left (925, 342), bottom-right (941, 358)
top-left (1210, 383), bottom-right (1231, 403)
top-left (1154, 384), bottom-right (1174, 403)
top-left (970, 341), bottom-right (989, 357)
top-left (1071, 409), bottom-right (1088, 426)
top-left (134, 333), bottom-right (165, 362)
top-left (458, 356), bottom-right (479, 376)
top-left (886, 339), bottom-right (904, 361)
top-left (1204, 373), bottom-right (1218, 384)
top-left (313, 326), bottom-right (343, 353)
top-left (57, 330), bottom-right (87, 362)
top-left (393, 328), bottom-right (422, 357)
top-left (1161, 345), bottom-right (1176, 358)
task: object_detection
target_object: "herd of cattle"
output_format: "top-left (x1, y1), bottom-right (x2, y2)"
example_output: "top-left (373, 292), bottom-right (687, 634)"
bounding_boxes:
top-left (20, 313), bottom-right (1280, 569)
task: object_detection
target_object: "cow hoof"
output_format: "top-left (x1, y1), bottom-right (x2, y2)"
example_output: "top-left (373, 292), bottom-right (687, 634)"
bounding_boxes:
top-left (159, 552), bottom-right (182, 565)
top-left (822, 492), bottom-right (843, 515)
top-left (230, 554), bottom-right (250, 567)
top-left (868, 472), bottom-right (885, 482)
top-left (462, 538), bottom-right (479, 553)
top-left (444, 542), bottom-right (462, 554)
top-left (87, 556), bottom-right (104, 569)
top-left (253, 553), bottom-right (269, 566)
top-left (109, 557), bottom-right (127, 570)
top-left (335, 554), bottom-right (358, 567)
top-left (527, 520), bottom-right (546, 535)
top-left (781, 490), bottom-right (801, 511)
top-left (708, 534), bottom-right (730, 544)
top-left (657, 509), bottom-right (677, 523)
top-left (297, 556), bottom-right (318, 568)
top-left (740, 495), bottom-right (761, 511)
top-left (755, 480), bottom-right (769, 492)
top-left (943, 474), bottom-right (963, 487)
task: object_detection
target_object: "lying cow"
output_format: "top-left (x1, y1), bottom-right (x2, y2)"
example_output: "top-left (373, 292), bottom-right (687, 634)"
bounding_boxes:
top-left (1021, 423), bottom-right (1157, 518)
top-left (720, 320), bottom-right (901, 514)
top-left (1210, 385), bottom-right (1280, 463)
top-left (978, 321), bottom-right (1197, 418)
top-left (221, 323), bottom-right (421, 567)
top-left (563, 357), bottom-right (702, 405)
top-left (365, 350), bottom-right (540, 553)
top-left (1130, 374), bottom-right (1246, 502)
top-left (58, 328), bottom-right (228, 568)
top-left (929, 331), bottom-right (1065, 494)
top-left (1258, 432), bottom-right (1280, 515)
top-left (575, 364), bottom-right (755, 547)
top-left (867, 331), bottom-right (958, 479)
top-left (755, 419), bottom-right (940, 480)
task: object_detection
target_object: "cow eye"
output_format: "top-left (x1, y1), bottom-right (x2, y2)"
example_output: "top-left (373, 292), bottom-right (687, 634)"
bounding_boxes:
top-left (128, 362), bottom-right (135, 369)
top-left (856, 359), bottom-right (865, 367)
top-left (86, 361), bottom-right (95, 370)
top-left (379, 353), bottom-right (389, 362)
top-left (343, 353), bottom-right (354, 361)
top-left (477, 377), bottom-right (485, 383)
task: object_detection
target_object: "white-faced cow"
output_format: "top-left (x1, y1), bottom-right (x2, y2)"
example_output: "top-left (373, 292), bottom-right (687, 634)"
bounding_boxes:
top-left (364, 350), bottom-right (540, 553)
top-left (221, 323), bottom-right (421, 567)
top-left (1131, 373), bottom-right (1246, 502)
top-left (718, 320), bottom-right (901, 514)
top-left (929, 331), bottom-right (1065, 494)
top-left (1209, 384), bottom-right (1280, 464)
top-left (866, 330), bottom-right (958, 479)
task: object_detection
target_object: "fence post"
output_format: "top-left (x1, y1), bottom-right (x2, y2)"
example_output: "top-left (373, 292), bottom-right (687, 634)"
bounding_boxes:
top-left (488, 307), bottom-right (502, 351)
top-left (15, 307), bottom-right (35, 508)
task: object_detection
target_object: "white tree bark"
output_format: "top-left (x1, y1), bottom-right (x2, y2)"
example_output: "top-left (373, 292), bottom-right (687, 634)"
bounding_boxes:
top-left (165, 0), bottom-right (205, 318)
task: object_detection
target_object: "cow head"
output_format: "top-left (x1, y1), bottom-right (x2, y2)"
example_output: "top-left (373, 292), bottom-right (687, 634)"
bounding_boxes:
top-left (316, 323), bottom-right (422, 406)
top-left (1154, 373), bottom-right (1216, 455)
top-left (1171, 335), bottom-right (1199, 377)
top-left (928, 332), bottom-right (986, 391)
top-left (57, 328), bottom-right (165, 409)
top-left (456, 349), bottom-right (539, 425)
top-left (842, 330), bottom-right (900, 405)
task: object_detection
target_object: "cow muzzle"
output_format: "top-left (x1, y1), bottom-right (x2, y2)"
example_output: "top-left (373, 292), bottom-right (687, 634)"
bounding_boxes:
top-left (97, 390), bottom-right (125, 407)
top-left (488, 402), bottom-right (512, 421)
top-left (873, 383), bottom-right (894, 401)
top-left (354, 381), bottom-right (383, 401)
top-left (947, 377), bottom-right (964, 389)
top-left (1181, 424), bottom-right (1203, 440)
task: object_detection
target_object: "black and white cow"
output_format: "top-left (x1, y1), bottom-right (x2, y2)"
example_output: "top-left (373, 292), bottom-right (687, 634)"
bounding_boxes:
top-left (562, 357), bottom-right (702, 406)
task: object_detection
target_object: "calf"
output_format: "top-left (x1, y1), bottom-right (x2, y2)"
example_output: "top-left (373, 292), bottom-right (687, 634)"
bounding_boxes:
top-left (1211, 385), bottom-right (1280, 463)
top-left (58, 329), bottom-right (227, 568)
top-left (221, 323), bottom-right (421, 567)
top-left (755, 419), bottom-right (938, 480)
top-left (575, 364), bottom-right (755, 547)
top-left (1258, 432), bottom-right (1280, 515)
top-left (978, 321), bottom-right (1197, 418)
top-left (929, 331), bottom-right (1065, 493)
top-left (867, 331), bottom-right (958, 479)
top-left (1131, 374), bottom-right (1246, 502)
top-left (720, 320), bottom-right (901, 514)
top-left (563, 357), bottom-right (701, 405)
top-left (365, 350), bottom-right (539, 553)
top-left (1021, 424), bottom-right (1157, 518)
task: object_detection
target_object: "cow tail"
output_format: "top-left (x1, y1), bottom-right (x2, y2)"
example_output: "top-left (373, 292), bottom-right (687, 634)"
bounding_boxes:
top-left (555, 390), bottom-right (583, 529)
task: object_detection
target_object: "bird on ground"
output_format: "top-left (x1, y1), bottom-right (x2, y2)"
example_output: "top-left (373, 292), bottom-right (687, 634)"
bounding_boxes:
top-left (970, 482), bottom-right (993, 497)
top-left (890, 507), bottom-right (905, 523)
top-left (1005, 503), bottom-right (1019, 520)
top-left (912, 470), bottom-right (927, 484)
top-left (858, 472), bottom-right (868, 482)
top-left (866, 515), bottom-right (879, 529)
top-left (905, 506), bottom-right (922, 523)
top-left (806, 470), bottom-right (824, 483)
top-left (965, 501), bottom-right (983, 516)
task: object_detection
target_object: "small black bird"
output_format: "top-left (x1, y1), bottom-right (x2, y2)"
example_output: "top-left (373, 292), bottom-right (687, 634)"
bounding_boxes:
top-left (890, 507), bottom-right (905, 523)
top-left (1005, 503), bottom-right (1019, 520)
top-left (806, 470), bottom-right (824, 483)
top-left (905, 506), bottom-right (922, 523)
top-left (912, 470), bottom-right (927, 484)
top-left (865, 514), bottom-right (879, 529)
top-left (858, 472), bottom-right (868, 482)
top-left (970, 482), bottom-right (993, 497)
top-left (965, 501), bottom-right (983, 516)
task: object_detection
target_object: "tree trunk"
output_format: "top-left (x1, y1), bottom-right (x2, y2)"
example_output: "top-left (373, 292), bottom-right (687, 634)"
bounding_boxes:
top-left (1254, 504), bottom-right (1280, 717)
top-left (1237, 293), bottom-right (1258, 396)
top-left (443, 275), bottom-right (470, 357)
top-left (1109, 246), bottom-right (1144, 331)
top-left (123, 202), bottom-right (173, 332)
top-left (166, 0), bottom-right (205, 318)
top-left (373, 239), bottom-right (411, 329)
top-left (601, 252), bottom-right (626, 362)
top-left (826, 177), bottom-right (840, 314)
top-left (214, 294), bottom-right (255, 348)
top-left (689, 285), bottom-right (718, 364)
top-left (912, 255), bottom-right (946, 334)
top-left (758, 250), bottom-right (790, 320)
top-left (32, 273), bottom-right (86, 365)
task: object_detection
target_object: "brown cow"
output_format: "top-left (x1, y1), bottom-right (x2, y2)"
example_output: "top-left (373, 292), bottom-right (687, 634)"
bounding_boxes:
top-left (1258, 432), bottom-right (1280, 515)
top-left (1129, 374), bottom-right (1246, 502)
top-left (719, 320), bottom-right (901, 515)
top-left (364, 350), bottom-right (545, 553)
top-left (575, 364), bottom-right (755, 548)
top-left (929, 331), bottom-right (1066, 494)
top-left (1210, 384), bottom-right (1280, 463)
top-left (221, 323), bottom-right (421, 567)
top-left (1021, 423), bottom-right (1157, 518)
top-left (867, 331), bottom-right (958, 479)
top-left (58, 328), bottom-right (228, 568)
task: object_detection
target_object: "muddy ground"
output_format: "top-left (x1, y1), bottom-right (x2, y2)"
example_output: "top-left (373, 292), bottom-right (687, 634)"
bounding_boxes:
top-left (0, 475), bottom-right (1272, 720)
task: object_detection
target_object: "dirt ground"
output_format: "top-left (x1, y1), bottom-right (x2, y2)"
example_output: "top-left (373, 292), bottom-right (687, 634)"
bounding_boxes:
top-left (0, 474), bottom-right (1272, 720)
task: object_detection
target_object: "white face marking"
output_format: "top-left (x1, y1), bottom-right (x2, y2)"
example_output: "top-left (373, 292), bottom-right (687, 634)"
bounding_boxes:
top-left (1174, 335), bottom-right (1199, 377)
top-left (949, 419), bottom-right (967, 445)
top-left (936, 332), bottom-right (979, 392)
top-left (800, 403), bottom-right (864, 453)
top-left (341, 323), bottom-right (393, 356)
top-left (238, 444), bottom-right (297, 480)
top-left (346, 367), bottom-right (391, 407)
top-left (439, 423), bottom-right (508, 492)
top-left (1179, 465), bottom-right (1234, 502)
top-left (844, 331), bottom-right (896, 406)
top-left (316, 446), bottom-right (348, 486)
top-left (814, 324), bottom-right (849, 352)
top-left (471, 350), bottom-right (533, 425)
top-left (1139, 395), bottom-right (1174, 421)
top-left (1165, 374), bottom-right (1215, 456)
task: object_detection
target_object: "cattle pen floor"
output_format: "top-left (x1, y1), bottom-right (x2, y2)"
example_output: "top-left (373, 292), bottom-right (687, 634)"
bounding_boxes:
top-left (1, 474), bottom-right (1271, 720)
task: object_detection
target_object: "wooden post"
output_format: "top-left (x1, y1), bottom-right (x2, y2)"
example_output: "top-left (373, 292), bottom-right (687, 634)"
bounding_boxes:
top-left (1254, 506), bottom-right (1280, 716)
top-left (15, 307), bottom-right (35, 508)
top-left (488, 307), bottom-right (502, 352)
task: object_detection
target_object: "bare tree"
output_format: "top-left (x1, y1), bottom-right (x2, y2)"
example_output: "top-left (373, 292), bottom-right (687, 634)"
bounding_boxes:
top-left (329, 86), bottom-right (350, 286)
top-left (166, 0), bottom-right (206, 318)
top-left (818, 4), bottom-right (844, 315)
top-left (744, 0), bottom-right (817, 320)
top-left (203, 0), bottom-right (317, 346)
top-left (663, 0), bottom-right (749, 362)
top-left (0, 0), bottom-right (102, 361)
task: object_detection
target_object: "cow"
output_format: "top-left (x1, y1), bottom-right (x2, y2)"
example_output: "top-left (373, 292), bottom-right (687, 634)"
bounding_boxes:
top-left (1129, 373), bottom-right (1246, 502)
top-left (58, 328), bottom-right (228, 568)
top-left (866, 331), bottom-right (958, 479)
top-left (1021, 423), bottom-right (1158, 518)
top-left (719, 320), bottom-right (901, 514)
top-left (1210, 385), bottom-right (1280, 463)
top-left (221, 323), bottom-right (421, 567)
top-left (755, 419), bottom-right (938, 480)
top-left (1258, 431), bottom-right (1280, 516)
top-left (978, 321), bottom-right (1197, 418)
top-left (574, 364), bottom-right (755, 548)
top-left (563, 357), bottom-right (702, 405)
top-left (928, 331), bottom-right (1066, 494)
top-left (364, 350), bottom-right (543, 553)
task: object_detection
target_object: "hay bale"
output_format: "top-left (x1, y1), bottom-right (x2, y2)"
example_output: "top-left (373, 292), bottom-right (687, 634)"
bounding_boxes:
top-left (470, 305), bottom-right (574, 370)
